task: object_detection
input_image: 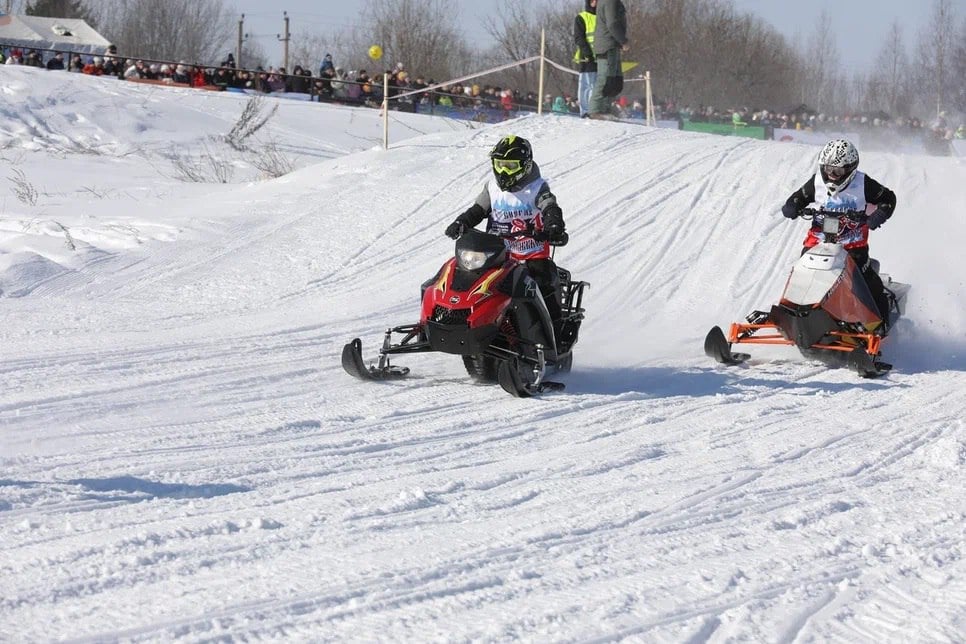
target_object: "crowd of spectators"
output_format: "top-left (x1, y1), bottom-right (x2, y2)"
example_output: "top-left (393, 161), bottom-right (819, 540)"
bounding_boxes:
top-left (3, 43), bottom-right (963, 145)
top-left (660, 102), bottom-right (965, 148)
top-left (0, 44), bottom-right (637, 121)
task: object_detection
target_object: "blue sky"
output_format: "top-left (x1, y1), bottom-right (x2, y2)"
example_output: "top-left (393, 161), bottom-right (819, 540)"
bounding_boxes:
top-left (230, 0), bottom-right (940, 71)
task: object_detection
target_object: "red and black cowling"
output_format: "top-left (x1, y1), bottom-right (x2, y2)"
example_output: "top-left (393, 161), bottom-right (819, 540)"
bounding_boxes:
top-left (419, 229), bottom-right (516, 355)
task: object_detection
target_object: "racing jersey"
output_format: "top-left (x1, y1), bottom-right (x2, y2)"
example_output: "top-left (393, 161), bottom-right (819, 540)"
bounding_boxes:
top-left (460, 163), bottom-right (560, 261)
top-left (785, 171), bottom-right (897, 250)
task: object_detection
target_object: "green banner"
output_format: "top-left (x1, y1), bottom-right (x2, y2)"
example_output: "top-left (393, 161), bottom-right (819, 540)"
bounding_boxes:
top-left (681, 120), bottom-right (767, 140)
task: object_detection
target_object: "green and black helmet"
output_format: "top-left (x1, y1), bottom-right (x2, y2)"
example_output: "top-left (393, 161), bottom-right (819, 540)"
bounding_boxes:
top-left (489, 135), bottom-right (533, 191)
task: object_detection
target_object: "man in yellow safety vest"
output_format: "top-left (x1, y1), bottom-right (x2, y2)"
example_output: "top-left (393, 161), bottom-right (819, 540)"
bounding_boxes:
top-left (573, 0), bottom-right (597, 118)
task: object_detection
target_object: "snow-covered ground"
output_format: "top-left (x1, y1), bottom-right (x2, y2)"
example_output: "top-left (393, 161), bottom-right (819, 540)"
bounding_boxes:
top-left (1, 66), bottom-right (964, 642)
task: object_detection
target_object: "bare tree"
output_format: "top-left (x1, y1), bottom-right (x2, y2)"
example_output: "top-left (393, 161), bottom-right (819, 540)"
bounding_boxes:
top-left (953, 17), bottom-right (966, 114)
top-left (798, 10), bottom-right (840, 112)
top-left (481, 1), bottom-right (542, 94)
top-left (288, 32), bottom-right (331, 75)
top-left (239, 37), bottom-right (268, 72)
top-left (89, 0), bottom-right (234, 66)
top-left (635, 0), bottom-right (697, 106)
top-left (482, 0), bottom-right (576, 99)
top-left (25, 0), bottom-right (96, 25)
top-left (357, 0), bottom-right (474, 81)
top-left (3, 0), bottom-right (27, 13)
top-left (916, 0), bottom-right (956, 117)
top-left (868, 21), bottom-right (911, 117)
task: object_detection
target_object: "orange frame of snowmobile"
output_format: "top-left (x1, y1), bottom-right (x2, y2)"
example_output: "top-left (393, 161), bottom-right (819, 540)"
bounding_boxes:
top-left (727, 323), bottom-right (882, 356)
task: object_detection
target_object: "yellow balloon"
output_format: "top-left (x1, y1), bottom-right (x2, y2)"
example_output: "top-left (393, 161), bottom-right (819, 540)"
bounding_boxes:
top-left (368, 45), bottom-right (383, 61)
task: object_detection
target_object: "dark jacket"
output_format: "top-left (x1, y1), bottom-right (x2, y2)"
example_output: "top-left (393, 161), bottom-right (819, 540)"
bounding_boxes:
top-left (574, 1), bottom-right (596, 73)
top-left (785, 173), bottom-right (897, 250)
top-left (594, 0), bottom-right (628, 55)
top-left (784, 174), bottom-right (896, 217)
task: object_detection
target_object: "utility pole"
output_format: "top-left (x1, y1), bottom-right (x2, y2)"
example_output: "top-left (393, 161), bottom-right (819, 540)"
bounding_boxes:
top-left (236, 13), bottom-right (245, 70)
top-left (277, 12), bottom-right (291, 71)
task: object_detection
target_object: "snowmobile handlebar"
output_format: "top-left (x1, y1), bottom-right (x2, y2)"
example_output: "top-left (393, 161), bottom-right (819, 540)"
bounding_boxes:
top-left (462, 225), bottom-right (568, 246)
top-left (800, 208), bottom-right (868, 223)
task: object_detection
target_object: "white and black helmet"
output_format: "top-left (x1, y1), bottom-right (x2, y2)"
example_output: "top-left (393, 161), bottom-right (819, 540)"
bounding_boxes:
top-left (817, 139), bottom-right (859, 195)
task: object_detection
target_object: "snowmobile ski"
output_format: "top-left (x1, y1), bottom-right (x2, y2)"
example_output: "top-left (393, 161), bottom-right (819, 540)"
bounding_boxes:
top-left (846, 347), bottom-right (892, 378)
top-left (497, 354), bottom-right (565, 398)
top-left (341, 338), bottom-right (410, 381)
top-left (704, 326), bottom-right (751, 365)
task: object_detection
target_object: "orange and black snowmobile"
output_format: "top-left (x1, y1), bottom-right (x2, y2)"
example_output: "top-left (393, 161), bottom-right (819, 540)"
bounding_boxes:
top-left (705, 209), bottom-right (909, 377)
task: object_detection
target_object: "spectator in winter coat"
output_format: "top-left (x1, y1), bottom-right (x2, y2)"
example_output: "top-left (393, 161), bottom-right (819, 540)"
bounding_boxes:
top-left (331, 67), bottom-right (348, 97)
top-left (24, 50), bottom-right (44, 67)
top-left (46, 52), bottom-right (66, 71)
top-left (288, 66), bottom-right (307, 93)
top-left (501, 89), bottom-right (515, 115)
top-left (345, 72), bottom-right (362, 103)
top-left (315, 67), bottom-right (335, 101)
top-left (255, 69), bottom-right (271, 93)
top-left (173, 63), bottom-right (191, 84)
top-left (212, 67), bottom-right (232, 88)
top-left (590, 0), bottom-right (628, 118)
top-left (267, 70), bottom-right (286, 93)
top-left (124, 60), bottom-right (145, 79)
top-left (191, 67), bottom-right (208, 88)
top-left (319, 53), bottom-right (334, 76)
top-left (102, 57), bottom-right (119, 77)
top-left (574, 0), bottom-right (597, 117)
top-left (82, 57), bottom-right (104, 76)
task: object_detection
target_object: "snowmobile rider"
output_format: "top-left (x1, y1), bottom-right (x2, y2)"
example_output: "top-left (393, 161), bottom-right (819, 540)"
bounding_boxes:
top-left (781, 138), bottom-right (897, 331)
top-left (444, 135), bottom-right (567, 327)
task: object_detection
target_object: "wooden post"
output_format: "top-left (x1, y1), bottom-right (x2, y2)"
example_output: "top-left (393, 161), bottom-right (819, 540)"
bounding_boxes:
top-left (382, 72), bottom-right (390, 149)
top-left (236, 14), bottom-right (244, 69)
top-left (645, 71), bottom-right (656, 126)
top-left (281, 12), bottom-right (290, 71)
top-left (537, 29), bottom-right (546, 116)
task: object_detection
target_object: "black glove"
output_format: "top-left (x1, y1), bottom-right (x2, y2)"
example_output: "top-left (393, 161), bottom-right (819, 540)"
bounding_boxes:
top-left (867, 207), bottom-right (890, 230)
top-left (444, 220), bottom-right (465, 239)
top-left (541, 206), bottom-right (565, 240)
top-left (781, 203), bottom-right (801, 219)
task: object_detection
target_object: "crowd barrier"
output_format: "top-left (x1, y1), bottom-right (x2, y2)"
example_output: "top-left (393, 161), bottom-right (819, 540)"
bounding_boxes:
top-left (682, 120), bottom-right (769, 140)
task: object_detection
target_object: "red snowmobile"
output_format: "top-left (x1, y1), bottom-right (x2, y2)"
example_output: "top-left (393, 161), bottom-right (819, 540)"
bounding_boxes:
top-left (705, 209), bottom-right (909, 377)
top-left (342, 227), bottom-right (588, 397)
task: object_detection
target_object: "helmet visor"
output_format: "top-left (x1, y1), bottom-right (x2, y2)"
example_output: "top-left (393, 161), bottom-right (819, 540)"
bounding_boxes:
top-left (492, 158), bottom-right (522, 175)
top-left (822, 164), bottom-right (848, 180)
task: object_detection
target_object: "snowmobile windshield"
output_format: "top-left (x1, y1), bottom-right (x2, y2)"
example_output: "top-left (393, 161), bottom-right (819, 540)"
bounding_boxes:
top-left (455, 229), bottom-right (507, 272)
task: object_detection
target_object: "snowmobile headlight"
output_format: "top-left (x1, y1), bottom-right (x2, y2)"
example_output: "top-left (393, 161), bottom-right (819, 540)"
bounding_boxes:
top-left (457, 248), bottom-right (490, 271)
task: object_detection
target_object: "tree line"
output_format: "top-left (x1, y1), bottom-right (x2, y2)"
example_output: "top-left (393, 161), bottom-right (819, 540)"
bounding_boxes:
top-left (14, 0), bottom-right (966, 121)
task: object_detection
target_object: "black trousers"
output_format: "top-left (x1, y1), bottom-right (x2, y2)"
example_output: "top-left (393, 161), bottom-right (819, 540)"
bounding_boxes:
top-left (850, 247), bottom-right (890, 322)
top-left (525, 258), bottom-right (562, 322)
